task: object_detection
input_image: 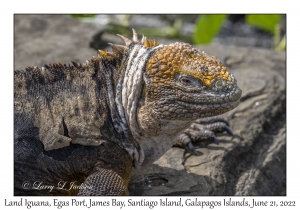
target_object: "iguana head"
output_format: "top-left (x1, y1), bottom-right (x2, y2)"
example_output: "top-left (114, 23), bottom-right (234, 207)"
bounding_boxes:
top-left (144, 42), bottom-right (241, 119)
top-left (102, 29), bottom-right (241, 166)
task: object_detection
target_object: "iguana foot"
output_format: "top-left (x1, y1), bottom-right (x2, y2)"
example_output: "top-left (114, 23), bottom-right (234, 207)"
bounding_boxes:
top-left (173, 116), bottom-right (233, 155)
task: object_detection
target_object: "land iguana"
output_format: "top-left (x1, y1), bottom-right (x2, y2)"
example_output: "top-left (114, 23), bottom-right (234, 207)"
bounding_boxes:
top-left (14, 29), bottom-right (242, 195)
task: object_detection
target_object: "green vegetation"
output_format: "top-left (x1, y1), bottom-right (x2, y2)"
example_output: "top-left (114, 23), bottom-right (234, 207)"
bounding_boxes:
top-left (245, 14), bottom-right (281, 35)
top-left (193, 14), bottom-right (228, 44)
top-left (71, 14), bottom-right (95, 18)
top-left (193, 14), bottom-right (285, 51)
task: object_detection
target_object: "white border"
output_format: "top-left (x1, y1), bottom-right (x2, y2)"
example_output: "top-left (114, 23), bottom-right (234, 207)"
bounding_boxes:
top-left (2, 1), bottom-right (298, 209)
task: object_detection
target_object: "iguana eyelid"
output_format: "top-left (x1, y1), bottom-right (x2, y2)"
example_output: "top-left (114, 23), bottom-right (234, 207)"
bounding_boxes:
top-left (176, 74), bottom-right (201, 88)
top-left (180, 77), bottom-right (193, 86)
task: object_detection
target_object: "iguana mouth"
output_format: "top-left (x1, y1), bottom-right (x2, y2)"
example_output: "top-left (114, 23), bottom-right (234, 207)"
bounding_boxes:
top-left (163, 86), bottom-right (242, 105)
top-left (153, 88), bottom-right (242, 120)
top-left (176, 97), bottom-right (240, 112)
top-left (177, 97), bottom-right (240, 108)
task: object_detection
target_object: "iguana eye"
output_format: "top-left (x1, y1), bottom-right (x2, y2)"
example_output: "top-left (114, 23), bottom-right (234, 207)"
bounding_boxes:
top-left (176, 74), bottom-right (200, 88)
top-left (179, 77), bottom-right (193, 86)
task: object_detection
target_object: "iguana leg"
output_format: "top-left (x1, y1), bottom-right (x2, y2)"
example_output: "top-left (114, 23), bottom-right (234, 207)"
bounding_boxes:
top-left (173, 116), bottom-right (233, 155)
top-left (78, 167), bottom-right (130, 196)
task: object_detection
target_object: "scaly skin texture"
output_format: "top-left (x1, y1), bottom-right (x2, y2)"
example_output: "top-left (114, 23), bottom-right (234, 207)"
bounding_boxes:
top-left (14, 29), bottom-right (241, 195)
top-left (141, 42), bottom-right (240, 122)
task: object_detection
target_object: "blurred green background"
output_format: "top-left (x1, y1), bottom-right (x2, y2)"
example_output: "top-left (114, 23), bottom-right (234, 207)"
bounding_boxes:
top-left (71, 14), bottom-right (285, 51)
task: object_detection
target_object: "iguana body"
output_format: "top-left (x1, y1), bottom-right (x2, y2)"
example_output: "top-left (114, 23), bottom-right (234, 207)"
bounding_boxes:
top-left (14, 30), bottom-right (241, 195)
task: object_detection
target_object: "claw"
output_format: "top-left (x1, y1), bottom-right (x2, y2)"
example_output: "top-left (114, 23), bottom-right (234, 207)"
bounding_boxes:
top-left (224, 126), bottom-right (233, 136)
top-left (186, 142), bottom-right (198, 155)
top-left (212, 136), bottom-right (219, 145)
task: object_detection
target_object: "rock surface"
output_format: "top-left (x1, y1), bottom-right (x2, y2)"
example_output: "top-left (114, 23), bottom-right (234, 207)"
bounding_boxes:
top-left (14, 15), bottom-right (286, 196)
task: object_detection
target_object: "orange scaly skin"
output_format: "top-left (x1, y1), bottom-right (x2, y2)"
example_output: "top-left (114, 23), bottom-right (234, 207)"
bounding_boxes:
top-left (147, 42), bottom-right (231, 88)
